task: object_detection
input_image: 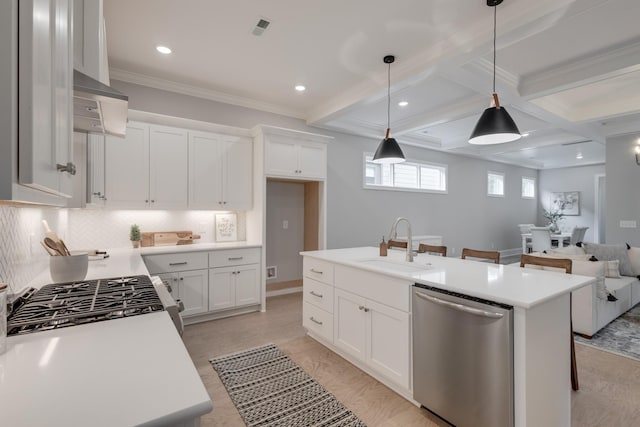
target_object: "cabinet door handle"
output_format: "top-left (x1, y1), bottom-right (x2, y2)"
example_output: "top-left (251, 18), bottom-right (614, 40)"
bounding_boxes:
top-left (56, 162), bottom-right (76, 175)
top-left (169, 262), bottom-right (188, 266)
top-left (228, 257), bottom-right (243, 261)
top-left (180, 277), bottom-right (184, 281)
top-left (310, 268), bottom-right (323, 274)
top-left (151, 200), bottom-right (155, 203)
top-left (309, 291), bottom-right (323, 298)
top-left (145, 199), bottom-right (149, 203)
top-left (309, 317), bottom-right (323, 326)
top-left (358, 305), bottom-right (369, 312)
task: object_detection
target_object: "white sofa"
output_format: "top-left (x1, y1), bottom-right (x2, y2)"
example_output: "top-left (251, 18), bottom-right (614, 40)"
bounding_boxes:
top-left (572, 275), bottom-right (640, 338)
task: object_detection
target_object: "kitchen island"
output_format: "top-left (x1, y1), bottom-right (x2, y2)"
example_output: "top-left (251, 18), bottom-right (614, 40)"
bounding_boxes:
top-left (0, 248), bottom-right (215, 427)
top-left (300, 247), bottom-right (595, 427)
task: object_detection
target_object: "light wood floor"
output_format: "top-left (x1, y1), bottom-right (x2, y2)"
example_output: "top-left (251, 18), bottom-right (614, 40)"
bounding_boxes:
top-left (182, 292), bottom-right (640, 427)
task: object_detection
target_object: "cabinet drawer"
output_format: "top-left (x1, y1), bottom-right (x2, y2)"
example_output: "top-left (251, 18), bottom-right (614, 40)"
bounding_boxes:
top-left (210, 248), bottom-right (260, 267)
top-left (303, 302), bottom-right (333, 343)
top-left (144, 252), bottom-right (208, 273)
top-left (303, 278), bottom-right (334, 313)
top-left (303, 258), bottom-right (334, 285)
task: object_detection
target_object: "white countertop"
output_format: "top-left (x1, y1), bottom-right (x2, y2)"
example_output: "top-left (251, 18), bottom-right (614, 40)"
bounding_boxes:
top-left (301, 247), bottom-right (595, 309)
top-left (0, 243), bottom-right (260, 425)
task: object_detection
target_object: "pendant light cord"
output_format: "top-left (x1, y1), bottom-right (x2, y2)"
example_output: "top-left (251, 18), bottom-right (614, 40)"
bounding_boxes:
top-left (493, 4), bottom-right (497, 94)
top-left (387, 62), bottom-right (391, 130)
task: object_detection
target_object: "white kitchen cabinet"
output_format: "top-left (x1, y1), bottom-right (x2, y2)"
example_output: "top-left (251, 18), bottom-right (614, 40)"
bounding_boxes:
top-left (334, 288), bottom-right (410, 390)
top-left (104, 122), bottom-right (188, 209)
top-left (209, 264), bottom-right (260, 310)
top-left (145, 252), bottom-right (209, 318)
top-left (158, 270), bottom-right (209, 317)
top-left (264, 133), bottom-right (327, 179)
top-left (18, 0), bottom-right (74, 199)
top-left (188, 131), bottom-right (252, 210)
top-left (73, 0), bottom-right (109, 84)
top-left (149, 125), bottom-right (188, 209)
top-left (86, 133), bottom-right (106, 206)
top-left (209, 248), bottom-right (261, 312)
top-left (104, 122), bottom-right (150, 208)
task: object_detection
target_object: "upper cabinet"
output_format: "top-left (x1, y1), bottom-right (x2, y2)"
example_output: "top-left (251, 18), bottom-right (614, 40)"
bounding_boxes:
top-left (73, 0), bottom-right (109, 84)
top-left (259, 126), bottom-right (331, 180)
top-left (17, 0), bottom-right (74, 200)
top-left (104, 122), bottom-right (189, 209)
top-left (189, 131), bottom-right (253, 210)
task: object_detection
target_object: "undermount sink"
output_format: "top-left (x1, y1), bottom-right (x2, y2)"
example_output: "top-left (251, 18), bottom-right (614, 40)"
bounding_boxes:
top-left (356, 258), bottom-right (432, 273)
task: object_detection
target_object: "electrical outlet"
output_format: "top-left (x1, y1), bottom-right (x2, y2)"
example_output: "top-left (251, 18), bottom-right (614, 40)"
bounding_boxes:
top-left (266, 266), bottom-right (277, 279)
top-left (282, 220), bottom-right (288, 229)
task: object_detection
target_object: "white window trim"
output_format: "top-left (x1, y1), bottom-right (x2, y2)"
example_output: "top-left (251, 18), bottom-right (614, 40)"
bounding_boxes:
top-left (521, 176), bottom-right (536, 199)
top-left (362, 152), bottom-right (448, 194)
top-left (487, 170), bottom-right (505, 197)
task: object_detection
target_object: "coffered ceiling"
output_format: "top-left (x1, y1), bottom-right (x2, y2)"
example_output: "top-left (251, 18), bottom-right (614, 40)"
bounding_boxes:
top-left (104, 0), bottom-right (640, 169)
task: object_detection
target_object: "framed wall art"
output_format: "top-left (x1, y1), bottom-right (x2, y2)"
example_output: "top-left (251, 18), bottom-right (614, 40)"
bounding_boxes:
top-left (551, 191), bottom-right (580, 216)
top-left (215, 213), bottom-right (238, 241)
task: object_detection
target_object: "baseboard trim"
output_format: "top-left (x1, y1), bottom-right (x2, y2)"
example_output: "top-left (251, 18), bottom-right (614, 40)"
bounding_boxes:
top-left (266, 287), bottom-right (303, 297)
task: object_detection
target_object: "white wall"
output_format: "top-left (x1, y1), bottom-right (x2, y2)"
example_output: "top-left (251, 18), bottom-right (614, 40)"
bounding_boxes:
top-left (537, 164), bottom-right (605, 243)
top-left (265, 181), bottom-right (304, 282)
top-left (606, 132), bottom-right (640, 245)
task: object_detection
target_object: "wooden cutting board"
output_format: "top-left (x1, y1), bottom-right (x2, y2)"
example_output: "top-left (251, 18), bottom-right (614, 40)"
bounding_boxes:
top-left (141, 231), bottom-right (201, 247)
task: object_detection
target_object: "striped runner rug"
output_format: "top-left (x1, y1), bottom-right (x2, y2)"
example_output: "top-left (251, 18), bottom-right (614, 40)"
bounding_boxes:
top-left (210, 344), bottom-right (366, 427)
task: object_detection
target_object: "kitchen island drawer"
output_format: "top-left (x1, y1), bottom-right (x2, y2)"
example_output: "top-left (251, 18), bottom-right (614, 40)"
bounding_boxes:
top-left (209, 248), bottom-right (260, 267)
top-left (303, 258), bottom-right (334, 285)
top-left (303, 278), bottom-right (334, 313)
top-left (143, 252), bottom-right (208, 273)
top-left (303, 301), bottom-right (333, 343)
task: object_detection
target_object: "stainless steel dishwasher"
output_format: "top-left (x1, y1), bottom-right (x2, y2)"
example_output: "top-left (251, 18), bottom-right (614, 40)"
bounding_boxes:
top-left (412, 284), bottom-right (514, 427)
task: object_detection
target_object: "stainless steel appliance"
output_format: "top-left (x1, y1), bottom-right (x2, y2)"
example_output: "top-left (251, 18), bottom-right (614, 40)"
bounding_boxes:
top-left (7, 275), bottom-right (183, 336)
top-left (412, 284), bottom-right (514, 427)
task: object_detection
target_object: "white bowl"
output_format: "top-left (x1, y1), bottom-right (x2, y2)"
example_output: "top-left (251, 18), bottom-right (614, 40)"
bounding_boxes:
top-left (49, 252), bottom-right (89, 283)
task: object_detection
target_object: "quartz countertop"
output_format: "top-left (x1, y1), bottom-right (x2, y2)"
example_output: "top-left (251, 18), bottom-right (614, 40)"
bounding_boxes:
top-left (300, 247), bottom-right (595, 309)
top-left (0, 243), bottom-right (247, 426)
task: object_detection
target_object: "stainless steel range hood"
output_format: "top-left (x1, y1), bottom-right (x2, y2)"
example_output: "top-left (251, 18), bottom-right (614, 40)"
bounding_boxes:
top-left (73, 70), bottom-right (128, 137)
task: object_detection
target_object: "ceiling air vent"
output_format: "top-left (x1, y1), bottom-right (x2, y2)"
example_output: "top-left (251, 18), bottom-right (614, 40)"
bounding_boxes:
top-left (252, 18), bottom-right (271, 36)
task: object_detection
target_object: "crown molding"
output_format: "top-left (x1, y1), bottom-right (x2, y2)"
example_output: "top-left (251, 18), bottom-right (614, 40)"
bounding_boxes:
top-left (109, 68), bottom-right (306, 120)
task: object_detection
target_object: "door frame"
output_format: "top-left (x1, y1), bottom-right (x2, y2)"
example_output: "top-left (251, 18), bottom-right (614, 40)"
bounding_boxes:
top-left (593, 173), bottom-right (605, 243)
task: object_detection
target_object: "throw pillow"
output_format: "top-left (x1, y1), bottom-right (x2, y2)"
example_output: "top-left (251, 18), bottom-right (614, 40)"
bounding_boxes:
top-left (627, 246), bottom-right (640, 276)
top-left (602, 260), bottom-right (621, 278)
top-left (572, 260), bottom-right (608, 300)
top-left (581, 243), bottom-right (634, 277)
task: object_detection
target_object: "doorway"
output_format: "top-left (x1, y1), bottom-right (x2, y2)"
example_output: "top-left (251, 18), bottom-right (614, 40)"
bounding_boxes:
top-left (265, 178), bottom-right (321, 295)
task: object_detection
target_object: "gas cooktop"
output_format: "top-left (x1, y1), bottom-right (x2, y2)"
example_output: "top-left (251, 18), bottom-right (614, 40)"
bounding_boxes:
top-left (7, 275), bottom-right (164, 336)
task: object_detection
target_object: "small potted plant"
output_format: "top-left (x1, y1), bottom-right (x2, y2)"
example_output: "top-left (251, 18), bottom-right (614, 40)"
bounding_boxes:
top-left (542, 209), bottom-right (564, 233)
top-left (130, 224), bottom-right (141, 248)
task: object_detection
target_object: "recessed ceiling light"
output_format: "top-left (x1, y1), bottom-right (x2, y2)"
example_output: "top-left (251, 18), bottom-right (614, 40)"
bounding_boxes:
top-left (156, 46), bottom-right (172, 54)
top-left (295, 85), bottom-right (306, 92)
top-left (576, 152), bottom-right (583, 159)
top-left (398, 101), bottom-right (409, 107)
top-left (521, 132), bottom-right (530, 137)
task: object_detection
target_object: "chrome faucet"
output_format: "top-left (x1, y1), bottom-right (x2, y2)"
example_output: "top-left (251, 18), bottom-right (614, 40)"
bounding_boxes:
top-left (387, 217), bottom-right (413, 262)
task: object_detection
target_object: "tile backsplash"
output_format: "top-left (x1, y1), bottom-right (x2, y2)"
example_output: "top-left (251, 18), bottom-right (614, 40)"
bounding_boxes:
top-left (0, 206), bottom-right (67, 292)
top-left (0, 206), bottom-right (246, 291)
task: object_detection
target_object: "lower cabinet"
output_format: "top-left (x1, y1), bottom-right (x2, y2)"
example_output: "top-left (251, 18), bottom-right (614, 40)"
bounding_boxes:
top-left (334, 288), bottom-right (410, 390)
top-left (157, 269), bottom-right (208, 317)
top-left (209, 264), bottom-right (260, 311)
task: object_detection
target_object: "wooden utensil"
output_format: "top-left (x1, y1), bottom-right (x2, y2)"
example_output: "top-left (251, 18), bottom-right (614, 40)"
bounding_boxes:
top-left (42, 220), bottom-right (70, 255)
top-left (44, 237), bottom-right (66, 256)
top-left (40, 241), bottom-right (58, 256)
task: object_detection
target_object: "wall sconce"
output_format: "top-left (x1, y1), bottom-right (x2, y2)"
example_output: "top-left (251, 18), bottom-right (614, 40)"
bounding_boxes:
top-left (635, 146), bottom-right (640, 165)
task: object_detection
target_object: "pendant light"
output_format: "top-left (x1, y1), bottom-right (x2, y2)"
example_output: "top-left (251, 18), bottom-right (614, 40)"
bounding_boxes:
top-left (469, 0), bottom-right (521, 145)
top-left (372, 55), bottom-right (406, 164)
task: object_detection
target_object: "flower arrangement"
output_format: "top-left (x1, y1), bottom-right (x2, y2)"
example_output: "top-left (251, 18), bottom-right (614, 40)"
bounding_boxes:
top-left (542, 209), bottom-right (564, 232)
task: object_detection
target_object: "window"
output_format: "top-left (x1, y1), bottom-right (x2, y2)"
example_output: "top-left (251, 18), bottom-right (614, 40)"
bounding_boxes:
top-left (487, 171), bottom-right (505, 197)
top-left (522, 177), bottom-right (536, 199)
top-left (364, 155), bottom-right (447, 193)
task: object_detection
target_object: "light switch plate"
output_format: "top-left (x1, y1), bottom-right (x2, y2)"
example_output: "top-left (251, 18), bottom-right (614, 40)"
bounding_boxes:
top-left (619, 220), bottom-right (637, 228)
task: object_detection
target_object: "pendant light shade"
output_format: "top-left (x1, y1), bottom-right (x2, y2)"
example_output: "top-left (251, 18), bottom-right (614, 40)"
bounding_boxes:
top-left (469, 0), bottom-right (521, 145)
top-left (372, 55), bottom-right (405, 164)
